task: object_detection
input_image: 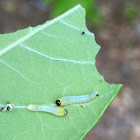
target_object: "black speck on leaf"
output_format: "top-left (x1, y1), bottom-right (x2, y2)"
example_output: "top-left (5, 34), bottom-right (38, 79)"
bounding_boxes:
top-left (82, 31), bottom-right (85, 35)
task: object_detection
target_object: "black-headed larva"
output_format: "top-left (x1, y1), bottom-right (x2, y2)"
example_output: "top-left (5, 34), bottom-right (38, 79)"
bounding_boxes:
top-left (0, 102), bottom-right (14, 112)
top-left (56, 92), bottom-right (99, 106)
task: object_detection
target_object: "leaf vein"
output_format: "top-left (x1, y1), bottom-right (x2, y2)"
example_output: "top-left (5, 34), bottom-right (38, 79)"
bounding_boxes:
top-left (60, 20), bottom-right (94, 36)
top-left (0, 5), bottom-right (81, 57)
top-left (0, 59), bottom-right (34, 83)
top-left (20, 44), bottom-right (94, 65)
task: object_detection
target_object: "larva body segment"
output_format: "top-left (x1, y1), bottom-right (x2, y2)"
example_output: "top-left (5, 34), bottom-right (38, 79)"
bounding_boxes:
top-left (27, 104), bottom-right (67, 116)
top-left (56, 92), bottom-right (99, 106)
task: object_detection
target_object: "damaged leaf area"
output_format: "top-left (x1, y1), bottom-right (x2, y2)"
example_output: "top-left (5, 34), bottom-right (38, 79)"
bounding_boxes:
top-left (0, 5), bottom-right (123, 140)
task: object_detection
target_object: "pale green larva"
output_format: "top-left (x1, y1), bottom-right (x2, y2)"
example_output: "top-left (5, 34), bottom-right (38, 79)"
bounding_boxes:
top-left (56, 92), bottom-right (99, 106)
top-left (27, 104), bottom-right (67, 116)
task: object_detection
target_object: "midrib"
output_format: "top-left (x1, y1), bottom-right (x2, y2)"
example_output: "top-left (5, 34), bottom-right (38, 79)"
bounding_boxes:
top-left (0, 5), bottom-right (81, 57)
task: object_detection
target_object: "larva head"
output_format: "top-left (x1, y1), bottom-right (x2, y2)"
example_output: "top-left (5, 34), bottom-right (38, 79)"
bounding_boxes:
top-left (56, 100), bottom-right (61, 106)
top-left (7, 102), bottom-right (14, 111)
top-left (7, 106), bottom-right (11, 111)
top-left (56, 99), bottom-right (67, 106)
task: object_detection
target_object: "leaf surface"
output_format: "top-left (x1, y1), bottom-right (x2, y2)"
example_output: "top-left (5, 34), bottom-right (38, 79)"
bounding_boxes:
top-left (0, 5), bottom-right (122, 140)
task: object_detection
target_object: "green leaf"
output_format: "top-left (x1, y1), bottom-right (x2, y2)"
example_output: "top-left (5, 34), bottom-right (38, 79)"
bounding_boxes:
top-left (0, 5), bottom-right (122, 140)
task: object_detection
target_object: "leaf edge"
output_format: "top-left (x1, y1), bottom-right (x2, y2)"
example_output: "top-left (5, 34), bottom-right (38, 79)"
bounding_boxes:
top-left (82, 84), bottom-right (123, 140)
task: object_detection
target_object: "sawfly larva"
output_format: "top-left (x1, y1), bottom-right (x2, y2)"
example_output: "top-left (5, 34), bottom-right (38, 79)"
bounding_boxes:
top-left (27, 104), bottom-right (67, 116)
top-left (56, 92), bottom-right (99, 106)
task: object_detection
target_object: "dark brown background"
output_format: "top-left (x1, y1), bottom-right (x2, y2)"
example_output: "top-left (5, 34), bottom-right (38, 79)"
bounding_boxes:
top-left (0, 0), bottom-right (139, 140)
